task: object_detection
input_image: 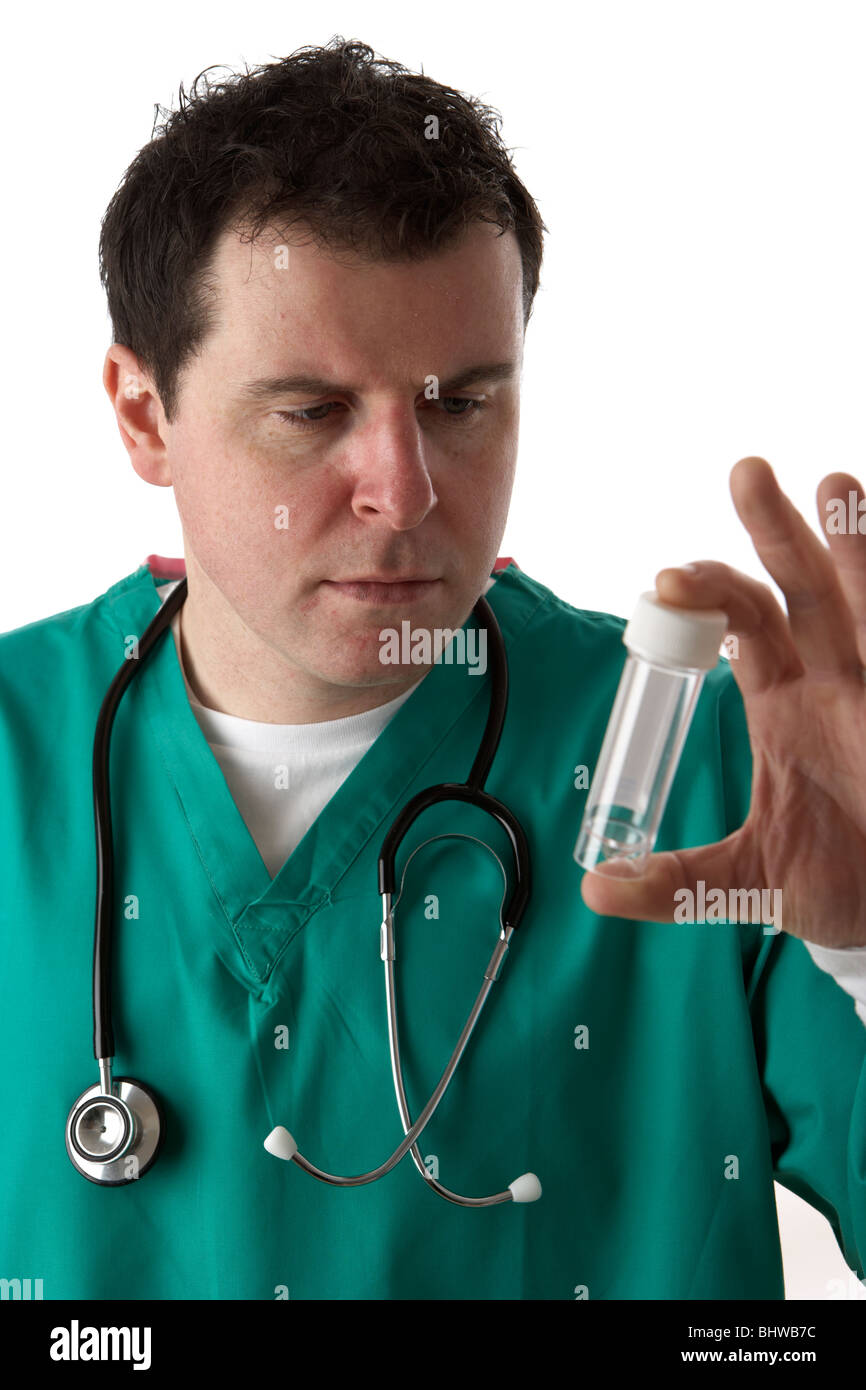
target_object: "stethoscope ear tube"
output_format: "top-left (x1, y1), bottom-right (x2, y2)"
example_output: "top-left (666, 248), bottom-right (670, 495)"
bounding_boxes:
top-left (91, 577), bottom-right (188, 1061)
top-left (377, 782), bottom-right (531, 929)
top-left (377, 595), bottom-right (531, 930)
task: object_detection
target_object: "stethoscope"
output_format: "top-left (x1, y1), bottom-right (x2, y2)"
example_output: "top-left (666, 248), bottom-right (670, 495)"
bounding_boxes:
top-left (67, 575), bottom-right (540, 1206)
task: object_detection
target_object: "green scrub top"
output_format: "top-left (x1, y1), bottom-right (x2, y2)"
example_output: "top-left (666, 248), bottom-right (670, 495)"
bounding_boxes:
top-left (0, 560), bottom-right (863, 1301)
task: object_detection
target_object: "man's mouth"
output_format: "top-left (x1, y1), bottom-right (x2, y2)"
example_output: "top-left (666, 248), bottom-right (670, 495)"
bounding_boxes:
top-left (322, 577), bottom-right (441, 604)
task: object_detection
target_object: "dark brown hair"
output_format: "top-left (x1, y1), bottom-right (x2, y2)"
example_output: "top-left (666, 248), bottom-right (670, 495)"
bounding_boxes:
top-left (98, 35), bottom-right (547, 421)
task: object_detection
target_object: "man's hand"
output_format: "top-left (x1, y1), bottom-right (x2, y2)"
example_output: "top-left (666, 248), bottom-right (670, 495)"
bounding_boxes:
top-left (580, 456), bottom-right (866, 948)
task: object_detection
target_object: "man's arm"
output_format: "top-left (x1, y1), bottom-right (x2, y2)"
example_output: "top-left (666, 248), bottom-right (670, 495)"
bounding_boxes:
top-left (747, 925), bottom-right (866, 1283)
top-left (715, 669), bottom-right (866, 1279)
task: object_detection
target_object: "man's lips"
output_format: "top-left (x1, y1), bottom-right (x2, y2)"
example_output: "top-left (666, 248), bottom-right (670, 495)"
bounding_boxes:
top-left (322, 577), bottom-right (441, 604)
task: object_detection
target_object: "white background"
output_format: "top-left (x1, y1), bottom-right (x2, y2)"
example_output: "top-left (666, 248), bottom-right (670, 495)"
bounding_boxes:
top-left (2, 0), bottom-right (864, 1299)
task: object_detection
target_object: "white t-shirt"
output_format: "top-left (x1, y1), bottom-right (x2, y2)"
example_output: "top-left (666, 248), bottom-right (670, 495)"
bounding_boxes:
top-left (157, 577), bottom-right (495, 878)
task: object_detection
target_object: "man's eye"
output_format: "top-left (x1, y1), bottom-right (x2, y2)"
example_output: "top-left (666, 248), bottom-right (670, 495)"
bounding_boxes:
top-left (436, 396), bottom-right (486, 421)
top-left (273, 397), bottom-right (487, 432)
top-left (274, 403), bottom-right (341, 430)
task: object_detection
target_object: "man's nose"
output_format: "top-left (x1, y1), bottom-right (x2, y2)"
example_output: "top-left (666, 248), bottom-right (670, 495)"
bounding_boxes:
top-left (347, 411), bottom-right (438, 529)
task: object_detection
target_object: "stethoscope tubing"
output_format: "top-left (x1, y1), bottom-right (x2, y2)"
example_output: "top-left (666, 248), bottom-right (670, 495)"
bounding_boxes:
top-left (71, 573), bottom-right (539, 1204)
top-left (91, 576), bottom-right (190, 1061)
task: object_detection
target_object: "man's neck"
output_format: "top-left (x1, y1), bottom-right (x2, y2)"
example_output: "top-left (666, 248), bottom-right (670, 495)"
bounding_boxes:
top-left (176, 598), bottom-right (427, 724)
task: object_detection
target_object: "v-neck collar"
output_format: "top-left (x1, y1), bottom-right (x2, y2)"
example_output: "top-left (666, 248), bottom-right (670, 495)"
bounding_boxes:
top-left (104, 562), bottom-right (544, 983)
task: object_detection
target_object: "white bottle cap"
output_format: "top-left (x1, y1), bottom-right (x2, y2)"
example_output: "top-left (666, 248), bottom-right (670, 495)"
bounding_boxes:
top-left (623, 590), bottom-right (729, 671)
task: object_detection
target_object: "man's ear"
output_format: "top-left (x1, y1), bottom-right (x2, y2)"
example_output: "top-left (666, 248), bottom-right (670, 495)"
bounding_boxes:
top-left (103, 343), bottom-right (173, 487)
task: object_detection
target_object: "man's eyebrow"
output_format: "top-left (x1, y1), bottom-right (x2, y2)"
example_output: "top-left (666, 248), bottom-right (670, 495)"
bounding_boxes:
top-left (235, 361), bottom-right (518, 401)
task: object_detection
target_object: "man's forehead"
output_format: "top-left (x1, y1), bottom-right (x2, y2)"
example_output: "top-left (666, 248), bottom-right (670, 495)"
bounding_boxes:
top-left (199, 220), bottom-right (524, 379)
top-left (207, 218), bottom-right (521, 298)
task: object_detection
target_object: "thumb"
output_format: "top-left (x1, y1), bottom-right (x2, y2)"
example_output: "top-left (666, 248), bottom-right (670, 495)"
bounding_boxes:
top-left (579, 834), bottom-right (746, 924)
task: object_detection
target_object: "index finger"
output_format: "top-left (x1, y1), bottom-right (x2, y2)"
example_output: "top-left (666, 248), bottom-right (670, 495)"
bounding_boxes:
top-left (729, 457), bottom-right (862, 680)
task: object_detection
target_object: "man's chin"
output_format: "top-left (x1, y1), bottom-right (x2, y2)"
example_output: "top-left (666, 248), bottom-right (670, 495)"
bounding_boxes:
top-left (313, 660), bottom-right (431, 692)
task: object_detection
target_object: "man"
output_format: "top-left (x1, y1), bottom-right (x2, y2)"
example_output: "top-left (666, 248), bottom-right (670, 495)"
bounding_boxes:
top-left (1, 37), bottom-right (864, 1301)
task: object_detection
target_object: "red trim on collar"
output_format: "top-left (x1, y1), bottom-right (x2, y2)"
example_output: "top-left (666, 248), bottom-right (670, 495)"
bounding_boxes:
top-left (144, 554), bottom-right (186, 579)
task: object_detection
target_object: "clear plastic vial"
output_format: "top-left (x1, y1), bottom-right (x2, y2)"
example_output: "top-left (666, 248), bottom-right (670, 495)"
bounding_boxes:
top-left (574, 590), bottom-right (729, 878)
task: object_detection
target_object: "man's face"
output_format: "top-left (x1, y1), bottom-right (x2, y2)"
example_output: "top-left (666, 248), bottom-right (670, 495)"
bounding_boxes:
top-left (156, 219), bottom-right (524, 690)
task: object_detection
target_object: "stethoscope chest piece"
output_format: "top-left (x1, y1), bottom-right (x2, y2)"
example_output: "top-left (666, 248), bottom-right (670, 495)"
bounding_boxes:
top-left (66, 1078), bottom-right (162, 1186)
